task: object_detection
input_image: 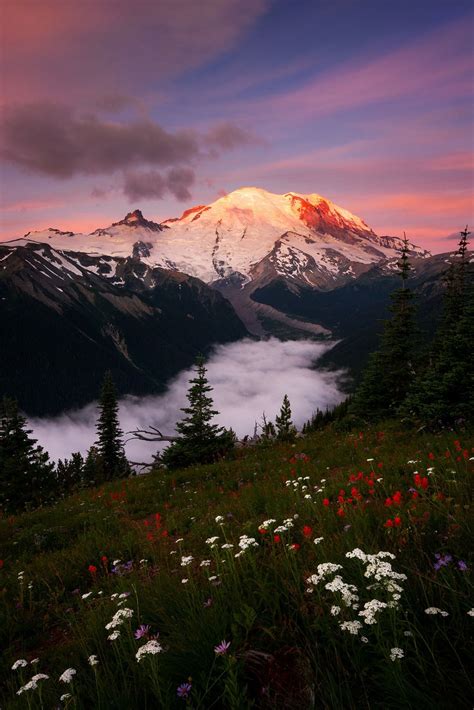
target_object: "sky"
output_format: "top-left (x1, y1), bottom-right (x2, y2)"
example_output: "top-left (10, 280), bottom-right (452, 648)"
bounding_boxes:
top-left (0, 0), bottom-right (473, 252)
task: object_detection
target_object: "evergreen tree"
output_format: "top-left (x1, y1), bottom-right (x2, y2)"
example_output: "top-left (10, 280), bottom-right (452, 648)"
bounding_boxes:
top-left (275, 394), bottom-right (296, 441)
top-left (402, 227), bottom-right (474, 426)
top-left (0, 397), bottom-right (55, 513)
top-left (83, 446), bottom-right (103, 486)
top-left (161, 357), bottom-right (234, 469)
top-left (56, 452), bottom-right (84, 496)
top-left (350, 235), bottom-right (418, 421)
top-left (95, 372), bottom-right (130, 481)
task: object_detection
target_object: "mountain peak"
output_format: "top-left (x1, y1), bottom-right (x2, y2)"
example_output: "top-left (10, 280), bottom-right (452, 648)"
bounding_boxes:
top-left (110, 210), bottom-right (163, 232)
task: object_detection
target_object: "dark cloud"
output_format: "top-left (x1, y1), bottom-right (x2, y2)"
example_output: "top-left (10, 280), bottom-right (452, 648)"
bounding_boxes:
top-left (0, 103), bottom-right (256, 187)
top-left (205, 122), bottom-right (259, 152)
top-left (123, 168), bottom-right (195, 201)
top-left (1, 103), bottom-right (200, 178)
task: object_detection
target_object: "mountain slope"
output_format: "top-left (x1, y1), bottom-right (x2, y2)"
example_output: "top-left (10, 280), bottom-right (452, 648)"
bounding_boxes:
top-left (18, 187), bottom-right (431, 337)
top-left (0, 240), bottom-right (247, 415)
top-left (21, 188), bottom-right (429, 287)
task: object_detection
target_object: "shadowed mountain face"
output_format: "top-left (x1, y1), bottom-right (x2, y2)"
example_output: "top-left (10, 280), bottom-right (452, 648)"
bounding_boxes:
top-left (2, 186), bottom-right (461, 413)
top-left (0, 241), bottom-right (247, 415)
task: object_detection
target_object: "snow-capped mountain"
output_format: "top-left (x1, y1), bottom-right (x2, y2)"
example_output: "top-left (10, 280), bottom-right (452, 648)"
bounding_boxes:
top-left (17, 187), bottom-right (430, 289)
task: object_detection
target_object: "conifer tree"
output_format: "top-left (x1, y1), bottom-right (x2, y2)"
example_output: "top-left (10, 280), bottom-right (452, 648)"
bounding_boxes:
top-left (0, 397), bottom-right (55, 513)
top-left (83, 446), bottom-right (102, 486)
top-left (161, 357), bottom-right (234, 469)
top-left (402, 227), bottom-right (474, 426)
top-left (275, 394), bottom-right (296, 441)
top-left (95, 371), bottom-right (130, 481)
top-left (56, 452), bottom-right (84, 495)
top-left (350, 235), bottom-right (418, 420)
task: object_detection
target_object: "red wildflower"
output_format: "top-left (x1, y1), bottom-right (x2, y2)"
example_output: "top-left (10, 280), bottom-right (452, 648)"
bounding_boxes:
top-left (258, 528), bottom-right (267, 535)
top-left (146, 532), bottom-right (154, 541)
top-left (385, 497), bottom-right (393, 507)
top-left (303, 525), bottom-right (313, 538)
top-left (291, 543), bottom-right (301, 551)
top-left (392, 491), bottom-right (402, 505)
top-left (428, 452), bottom-right (435, 460)
top-left (384, 519), bottom-right (394, 528)
top-left (101, 555), bottom-right (108, 564)
top-left (377, 462), bottom-right (383, 469)
top-left (337, 508), bottom-right (345, 517)
top-left (323, 498), bottom-right (330, 507)
top-left (88, 565), bottom-right (97, 575)
top-left (273, 535), bottom-right (281, 543)
top-left (394, 516), bottom-right (402, 527)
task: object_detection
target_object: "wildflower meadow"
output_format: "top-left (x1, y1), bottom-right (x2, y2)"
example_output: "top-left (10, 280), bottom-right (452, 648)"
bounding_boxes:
top-left (1, 426), bottom-right (472, 708)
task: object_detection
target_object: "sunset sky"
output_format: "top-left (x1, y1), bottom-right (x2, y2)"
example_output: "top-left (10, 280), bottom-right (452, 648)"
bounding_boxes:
top-left (1, 0), bottom-right (473, 252)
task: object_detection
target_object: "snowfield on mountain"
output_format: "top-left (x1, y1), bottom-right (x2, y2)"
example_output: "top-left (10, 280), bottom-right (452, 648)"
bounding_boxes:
top-left (9, 187), bottom-right (430, 288)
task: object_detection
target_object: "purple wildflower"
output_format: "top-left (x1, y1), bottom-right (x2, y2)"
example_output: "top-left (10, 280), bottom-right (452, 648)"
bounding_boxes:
top-left (214, 640), bottom-right (231, 656)
top-left (134, 625), bottom-right (151, 640)
top-left (177, 682), bottom-right (192, 699)
top-left (457, 560), bottom-right (468, 572)
top-left (433, 553), bottom-right (452, 571)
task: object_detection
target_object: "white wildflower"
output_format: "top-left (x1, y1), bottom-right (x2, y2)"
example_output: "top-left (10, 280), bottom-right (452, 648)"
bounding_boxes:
top-left (206, 536), bottom-right (219, 545)
top-left (339, 620), bottom-right (363, 635)
top-left (60, 694), bottom-right (72, 701)
top-left (467, 608), bottom-right (474, 617)
top-left (330, 605), bottom-right (341, 616)
top-left (81, 592), bottom-right (93, 600)
top-left (390, 647), bottom-right (404, 661)
top-left (59, 668), bottom-right (77, 684)
top-left (17, 680), bottom-right (38, 694)
top-left (105, 607), bottom-right (134, 630)
top-left (313, 537), bottom-right (324, 545)
top-left (181, 578), bottom-right (189, 584)
top-left (215, 515), bottom-right (224, 523)
top-left (108, 630), bottom-right (121, 641)
top-left (136, 639), bottom-right (163, 662)
top-left (180, 555), bottom-right (194, 566)
top-left (12, 659), bottom-right (28, 670)
top-left (200, 560), bottom-right (211, 567)
top-left (424, 607), bottom-right (449, 617)
top-left (88, 655), bottom-right (99, 667)
top-left (238, 535), bottom-right (258, 550)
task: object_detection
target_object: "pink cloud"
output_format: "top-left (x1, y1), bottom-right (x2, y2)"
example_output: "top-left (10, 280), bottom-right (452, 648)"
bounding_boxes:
top-left (2, 0), bottom-right (270, 104)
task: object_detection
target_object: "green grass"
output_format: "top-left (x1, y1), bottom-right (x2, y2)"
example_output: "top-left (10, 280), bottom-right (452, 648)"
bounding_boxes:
top-left (0, 425), bottom-right (473, 709)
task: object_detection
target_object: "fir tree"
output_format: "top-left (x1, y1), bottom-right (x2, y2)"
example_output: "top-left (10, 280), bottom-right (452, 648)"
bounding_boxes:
top-left (275, 394), bottom-right (296, 441)
top-left (95, 372), bottom-right (130, 481)
top-left (161, 357), bottom-right (234, 469)
top-left (56, 452), bottom-right (84, 496)
top-left (83, 446), bottom-right (103, 486)
top-left (402, 227), bottom-right (474, 426)
top-left (350, 235), bottom-right (418, 421)
top-left (0, 397), bottom-right (55, 513)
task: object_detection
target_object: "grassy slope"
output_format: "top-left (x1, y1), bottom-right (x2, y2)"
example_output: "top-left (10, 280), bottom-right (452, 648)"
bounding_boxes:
top-left (0, 426), bottom-right (473, 709)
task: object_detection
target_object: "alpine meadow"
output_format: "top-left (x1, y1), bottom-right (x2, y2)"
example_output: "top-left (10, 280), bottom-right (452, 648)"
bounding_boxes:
top-left (0, 1), bottom-right (473, 709)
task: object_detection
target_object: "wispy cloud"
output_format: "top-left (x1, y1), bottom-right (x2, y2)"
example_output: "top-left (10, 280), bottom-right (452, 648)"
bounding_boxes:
top-left (29, 339), bottom-right (345, 463)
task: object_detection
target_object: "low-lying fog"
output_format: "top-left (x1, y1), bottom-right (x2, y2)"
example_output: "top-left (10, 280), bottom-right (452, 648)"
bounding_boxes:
top-left (30, 338), bottom-right (346, 463)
